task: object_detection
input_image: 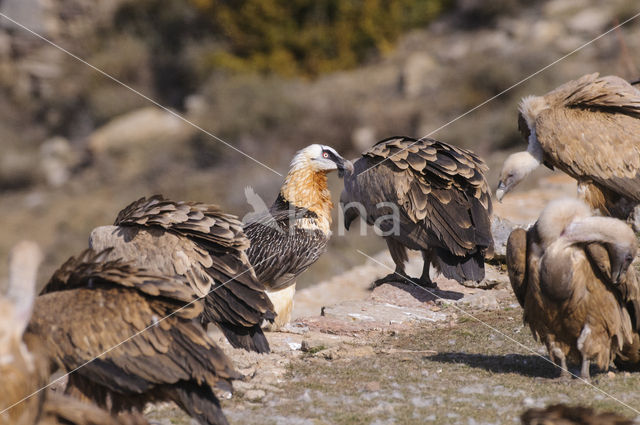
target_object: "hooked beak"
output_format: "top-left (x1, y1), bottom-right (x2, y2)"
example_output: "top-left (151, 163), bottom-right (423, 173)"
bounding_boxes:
top-left (608, 244), bottom-right (634, 285)
top-left (496, 181), bottom-right (506, 202)
top-left (337, 159), bottom-right (354, 178)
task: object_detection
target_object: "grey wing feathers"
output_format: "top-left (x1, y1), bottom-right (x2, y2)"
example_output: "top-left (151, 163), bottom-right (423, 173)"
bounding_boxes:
top-left (244, 210), bottom-right (329, 290)
top-left (115, 195), bottom-right (249, 251)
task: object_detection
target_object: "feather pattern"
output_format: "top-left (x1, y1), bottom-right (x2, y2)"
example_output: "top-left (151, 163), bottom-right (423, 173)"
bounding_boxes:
top-left (506, 200), bottom-right (640, 378)
top-left (342, 136), bottom-right (493, 283)
top-left (28, 249), bottom-right (239, 425)
top-left (511, 73), bottom-right (640, 221)
top-left (89, 195), bottom-right (275, 353)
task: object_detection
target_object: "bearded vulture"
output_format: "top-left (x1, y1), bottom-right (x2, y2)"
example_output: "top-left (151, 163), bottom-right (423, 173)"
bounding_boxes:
top-left (506, 198), bottom-right (640, 379)
top-left (497, 73), bottom-right (640, 227)
top-left (340, 136), bottom-right (493, 288)
top-left (89, 195), bottom-right (275, 353)
top-left (244, 144), bottom-right (352, 329)
top-left (1, 242), bottom-right (148, 425)
top-left (27, 248), bottom-right (240, 425)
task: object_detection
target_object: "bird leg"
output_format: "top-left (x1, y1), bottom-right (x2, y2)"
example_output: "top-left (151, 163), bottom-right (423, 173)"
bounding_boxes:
top-left (577, 324), bottom-right (591, 380)
top-left (414, 250), bottom-right (437, 288)
top-left (372, 267), bottom-right (412, 288)
top-left (373, 239), bottom-right (411, 288)
top-left (549, 344), bottom-right (570, 379)
top-left (580, 356), bottom-right (591, 381)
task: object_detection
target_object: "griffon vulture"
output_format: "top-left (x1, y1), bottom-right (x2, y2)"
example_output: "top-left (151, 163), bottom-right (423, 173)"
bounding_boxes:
top-left (506, 198), bottom-right (640, 379)
top-left (341, 136), bottom-right (493, 287)
top-left (497, 73), bottom-right (640, 227)
top-left (244, 144), bottom-right (352, 328)
top-left (1, 242), bottom-right (148, 425)
top-left (27, 249), bottom-right (241, 425)
top-left (89, 195), bottom-right (275, 353)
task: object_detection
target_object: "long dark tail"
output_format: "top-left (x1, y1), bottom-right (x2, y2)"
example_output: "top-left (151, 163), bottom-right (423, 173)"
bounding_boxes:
top-left (435, 249), bottom-right (485, 283)
top-left (218, 323), bottom-right (270, 353)
top-left (165, 382), bottom-right (228, 425)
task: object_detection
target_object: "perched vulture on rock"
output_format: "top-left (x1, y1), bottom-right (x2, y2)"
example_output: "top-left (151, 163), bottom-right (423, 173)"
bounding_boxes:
top-left (89, 195), bottom-right (275, 352)
top-left (521, 404), bottom-right (634, 425)
top-left (27, 248), bottom-right (241, 425)
top-left (497, 73), bottom-right (640, 228)
top-left (244, 144), bottom-right (352, 329)
top-left (506, 198), bottom-right (640, 379)
top-left (0, 242), bottom-right (147, 425)
top-left (341, 136), bottom-right (493, 288)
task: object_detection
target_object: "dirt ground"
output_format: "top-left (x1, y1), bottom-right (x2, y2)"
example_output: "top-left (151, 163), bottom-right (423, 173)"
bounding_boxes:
top-left (145, 277), bottom-right (640, 425)
top-left (142, 175), bottom-right (640, 425)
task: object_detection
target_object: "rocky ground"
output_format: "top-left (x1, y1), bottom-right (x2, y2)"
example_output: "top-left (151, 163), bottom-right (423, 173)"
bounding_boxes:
top-left (141, 176), bottom-right (640, 425)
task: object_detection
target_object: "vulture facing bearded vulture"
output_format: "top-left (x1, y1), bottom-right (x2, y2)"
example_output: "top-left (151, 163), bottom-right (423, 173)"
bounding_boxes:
top-left (27, 249), bottom-right (241, 425)
top-left (1, 242), bottom-right (148, 425)
top-left (506, 198), bottom-right (640, 379)
top-left (341, 136), bottom-right (493, 288)
top-left (244, 144), bottom-right (352, 329)
top-left (89, 195), bottom-right (275, 353)
top-left (497, 73), bottom-right (640, 227)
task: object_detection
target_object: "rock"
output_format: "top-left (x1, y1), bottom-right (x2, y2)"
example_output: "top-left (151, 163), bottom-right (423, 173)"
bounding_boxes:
top-left (364, 381), bottom-right (381, 392)
top-left (39, 136), bottom-right (76, 187)
top-left (401, 53), bottom-right (436, 98)
top-left (300, 337), bottom-right (334, 353)
top-left (88, 107), bottom-right (193, 155)
top-left (243, 389), bottom-right (266, 401)
top-left (1, 0), bottom-right (46, 33)
top-left (567, 7), bottom-right (611, 33)
top-left (490, 215), bottom-right (523, 261)
top-left (456, 291), bottom-right (499, 311)
top-left (351, 126), bottom-right (376, 152)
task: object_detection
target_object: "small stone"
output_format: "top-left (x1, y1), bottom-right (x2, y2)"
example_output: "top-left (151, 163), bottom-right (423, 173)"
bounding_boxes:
top-left (244, 389), bottom-right (266, 401)
top-left (364, 381), bottom-right (381, 392)
top-left (607, 371), bottom-right (615, 379)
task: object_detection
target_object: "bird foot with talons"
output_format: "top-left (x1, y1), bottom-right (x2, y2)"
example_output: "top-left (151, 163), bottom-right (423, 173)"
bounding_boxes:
top-left (413, 276), bottom-right (437, 289)
top-left (371, 272), bottom-right (413, 289)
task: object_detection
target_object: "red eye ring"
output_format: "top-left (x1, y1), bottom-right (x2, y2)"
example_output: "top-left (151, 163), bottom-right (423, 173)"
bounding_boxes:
top-left (323, 152), bottom-right (329, 158)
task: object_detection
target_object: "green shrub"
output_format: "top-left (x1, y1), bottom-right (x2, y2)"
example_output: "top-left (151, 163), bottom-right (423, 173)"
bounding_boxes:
top-left (191, 0), bottom-right (452, 76)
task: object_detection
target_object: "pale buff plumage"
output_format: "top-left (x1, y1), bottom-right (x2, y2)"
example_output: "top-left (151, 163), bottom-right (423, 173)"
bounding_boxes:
top-left (507, 199), bottom-right (640, 379)
top-left (245, 144), bottom-right (351, 329)
top-left (498, 73), bottom-right (640, 229)
top-left (281, 151), bottom-right (334, 234)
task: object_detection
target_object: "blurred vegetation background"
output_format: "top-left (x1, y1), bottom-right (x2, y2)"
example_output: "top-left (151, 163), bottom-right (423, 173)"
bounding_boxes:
top-left (0, 0), bottom-right (638, 290)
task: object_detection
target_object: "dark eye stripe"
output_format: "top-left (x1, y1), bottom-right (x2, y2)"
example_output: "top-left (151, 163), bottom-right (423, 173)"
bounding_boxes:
top-left (322, 149), bottom-right (340, 163)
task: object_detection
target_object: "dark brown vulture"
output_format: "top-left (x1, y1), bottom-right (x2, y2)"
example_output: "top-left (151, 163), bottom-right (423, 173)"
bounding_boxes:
top-left (1, 242), bottom-right (148, 425)
top-left (244, 144), bottom-right (352, 328)
top-left (497, 73), bottom-right (640, 227)
top-left (340, 136), bottom-right (493, 287)
top-left (27, 249), bottom-right (241, 425)
top-left (89, 195), bottom-right (275, 352)
top-left (521, 404), bottom-right (634, 425)
top-left (506, 198), bottom-right (640, 379)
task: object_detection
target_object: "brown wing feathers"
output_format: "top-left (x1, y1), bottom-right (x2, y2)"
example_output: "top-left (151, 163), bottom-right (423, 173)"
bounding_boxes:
top-left (28, 249), bottom-right (239, 425)
top-left (350, 137), bottom-right (492, 283)
top-left (367, 137), bottom-right (492, 252)
top-left (105, 195), bottom-right (275, 352)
